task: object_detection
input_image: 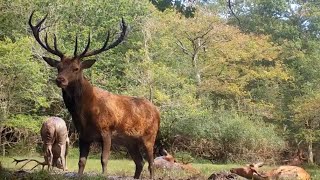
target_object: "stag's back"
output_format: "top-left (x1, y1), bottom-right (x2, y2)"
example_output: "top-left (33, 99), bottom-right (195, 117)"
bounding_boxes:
top-left (92, 87), bottom-right (160, 137)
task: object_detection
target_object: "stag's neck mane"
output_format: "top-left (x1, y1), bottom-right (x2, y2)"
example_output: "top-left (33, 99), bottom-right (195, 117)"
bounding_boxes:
top-left (62, 76), bottom-right (94, 117)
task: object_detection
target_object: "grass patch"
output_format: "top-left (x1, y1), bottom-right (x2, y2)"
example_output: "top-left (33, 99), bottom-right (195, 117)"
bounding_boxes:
top-left (1, 156), bottom-right (319, 179)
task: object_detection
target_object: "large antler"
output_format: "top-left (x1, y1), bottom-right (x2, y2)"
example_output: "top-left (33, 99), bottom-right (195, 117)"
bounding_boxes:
top-left (75, 18), bottom-right (127, 58)
top-left (12, 158), bottom-right (47, 170)
top-left (28, 11), bottom-right (64, 58)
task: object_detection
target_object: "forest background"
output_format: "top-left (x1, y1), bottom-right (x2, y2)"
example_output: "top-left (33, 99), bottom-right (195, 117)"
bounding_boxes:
top-left (0, 0), bottom-right (320, 165)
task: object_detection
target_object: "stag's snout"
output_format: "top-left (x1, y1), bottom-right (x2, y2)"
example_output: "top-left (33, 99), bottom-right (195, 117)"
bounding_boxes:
top-left (56, 76), bottom-right (67, 88)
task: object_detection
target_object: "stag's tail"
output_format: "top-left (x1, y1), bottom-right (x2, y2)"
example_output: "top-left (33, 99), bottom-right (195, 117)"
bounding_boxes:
top-left (154, 130), bottom-right (168, 157)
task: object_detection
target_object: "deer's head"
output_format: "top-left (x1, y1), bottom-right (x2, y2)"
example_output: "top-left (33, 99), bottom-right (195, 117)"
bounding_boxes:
top-left (29, 11), bottom-right (127, 88)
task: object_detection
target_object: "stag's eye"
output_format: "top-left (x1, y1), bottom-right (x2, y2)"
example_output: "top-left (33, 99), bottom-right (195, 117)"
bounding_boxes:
top-left (73, 68), bottom-right (79, 72)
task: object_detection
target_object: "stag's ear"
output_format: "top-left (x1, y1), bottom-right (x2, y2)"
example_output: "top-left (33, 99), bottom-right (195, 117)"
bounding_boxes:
top-left (42, 57), bottom-right (59, 67)
top-left (81, 59), bottom-right (96, 69)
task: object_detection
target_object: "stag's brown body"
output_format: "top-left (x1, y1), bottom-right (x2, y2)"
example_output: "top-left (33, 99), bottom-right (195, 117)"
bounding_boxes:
top-left (63, 77), bottom-right (160, 178)
top-left (64, 84), bottom-right (160, 143)
top-left (29, 12), bottom-right (160, 179)
top-left (41, 117), bottom-right (69, 171)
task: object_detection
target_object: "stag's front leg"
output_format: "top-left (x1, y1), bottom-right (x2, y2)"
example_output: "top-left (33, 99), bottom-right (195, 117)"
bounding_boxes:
top-left (78, 139), bottom-right (91, 175)
top-left (101, 131), bottom-right (112, 175)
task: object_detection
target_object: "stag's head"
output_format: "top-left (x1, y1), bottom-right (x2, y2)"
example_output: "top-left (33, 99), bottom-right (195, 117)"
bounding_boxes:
top-left (29, 11), bottom-right (127, 88)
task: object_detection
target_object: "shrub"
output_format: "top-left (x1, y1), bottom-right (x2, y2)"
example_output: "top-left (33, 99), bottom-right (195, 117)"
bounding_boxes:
top-left (161, 108), bottom-right (286, 162)
top-left (1, 114), bottom-right (45, 156)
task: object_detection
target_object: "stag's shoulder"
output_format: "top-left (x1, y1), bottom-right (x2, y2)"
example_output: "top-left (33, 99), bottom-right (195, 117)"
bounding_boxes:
top-left (92, 87), bottom-right (112, 98)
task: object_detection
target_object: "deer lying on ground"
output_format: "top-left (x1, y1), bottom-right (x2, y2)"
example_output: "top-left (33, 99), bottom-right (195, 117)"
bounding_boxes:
top-left (29, 12), bottom-right (160, 179)
top-left (154, 149), bottom-right (199, 174)
top-left (230, 162), bottom-right (311, 180)
top-left (13, 117), bottom-right (69, 171)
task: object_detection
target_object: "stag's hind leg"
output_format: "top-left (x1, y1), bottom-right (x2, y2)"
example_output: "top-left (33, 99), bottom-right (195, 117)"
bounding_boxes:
top-left (101, 132), bottom-right (112, 175)
top-left (127, 142), bottom-right (144, 179)
top-left (142, 137), bottom-right (156, 179)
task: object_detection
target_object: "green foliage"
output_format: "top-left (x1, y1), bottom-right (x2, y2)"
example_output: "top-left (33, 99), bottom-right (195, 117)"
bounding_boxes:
top-left (163, 108), bottom-right (285, 161)
top-left (291, 93), bottom-right (320, 145)
top-left (4, 114), bottom-right (44, 133)
top-left (0, 37), bottom-right (56, 117)
top-left (149, 0), bottom-right (196, 17)
top-left (210, 110), bottom-right (285, 161)
top-left (220, 0), bottom-right (320, 154)
top-left (174, 151), bottom-right (195, 163)
top-left (1, 0), bottom-right (320, 164)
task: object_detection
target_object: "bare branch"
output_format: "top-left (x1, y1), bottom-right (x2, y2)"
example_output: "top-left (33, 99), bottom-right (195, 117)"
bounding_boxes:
top-left (228, 0), bottom-right (241, 26)
top-left (176, 40), bottom-right (192, 56)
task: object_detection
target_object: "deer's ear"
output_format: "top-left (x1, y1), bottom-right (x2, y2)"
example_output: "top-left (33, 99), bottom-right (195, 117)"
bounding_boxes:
top-left (42, 57), bottom-right (59, 67)
top-left (81, 59), bottom-right (96, 69)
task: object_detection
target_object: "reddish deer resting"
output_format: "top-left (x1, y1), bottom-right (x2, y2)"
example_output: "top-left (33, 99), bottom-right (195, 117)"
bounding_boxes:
top-left (154, 149), bottom-right (199, 174)
top-left (13, 117), bottom-right (69, 171)
top-left (28, 11), bottom-right (160, 179)
top-left (230, 162), bottom-right (311, 180)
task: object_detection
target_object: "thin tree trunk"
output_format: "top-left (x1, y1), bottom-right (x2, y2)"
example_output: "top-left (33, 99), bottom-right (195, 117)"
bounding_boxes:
top-left (0, 126), bottom-right (3, 156)
top-left (192, 53), bottom-right (201, 86)
top-left (308, 142), bottom-right (314, 164)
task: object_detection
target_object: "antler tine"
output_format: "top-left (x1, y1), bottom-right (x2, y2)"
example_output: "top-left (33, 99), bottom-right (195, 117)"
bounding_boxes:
top-left (12, 158), bottom-right (29, 165)
top-left (80, 18), bottom-right (127, 58)
top-left (30, 162), bottom-right (46, 171)
top-left (12, 158), bottom-right (47, 170)
top-left (20, 159), bottom-right (46, 170)
top-left (78, 32), bottom-right (91, 58)
top-left (29, 11), bottom-right (64, 58)
top-left (53, 34), bottom-right (62, 54)
top-left (101, 31), bottom-right (110, 50)
top-left (20, 159), bottom-right (47, 170)
top-left (28, 11), bottom-right (47, 30)
top-left (74, 35), bottom-right (78, 57)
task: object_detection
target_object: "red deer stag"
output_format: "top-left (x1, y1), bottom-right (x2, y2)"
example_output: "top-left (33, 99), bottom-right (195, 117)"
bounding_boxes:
top-left (13, 117), bottom-right (69, 171)
top-left (28, 12), bottom-right (160, 179)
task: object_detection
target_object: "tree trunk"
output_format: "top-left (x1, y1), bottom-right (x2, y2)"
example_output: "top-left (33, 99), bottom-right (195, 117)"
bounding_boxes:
top-left (192, 53), bottom-right (201, 86)
top-left (0, 126), bottom-right (4, 156)
top-left (308, 142), bottom-right (314, 164)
